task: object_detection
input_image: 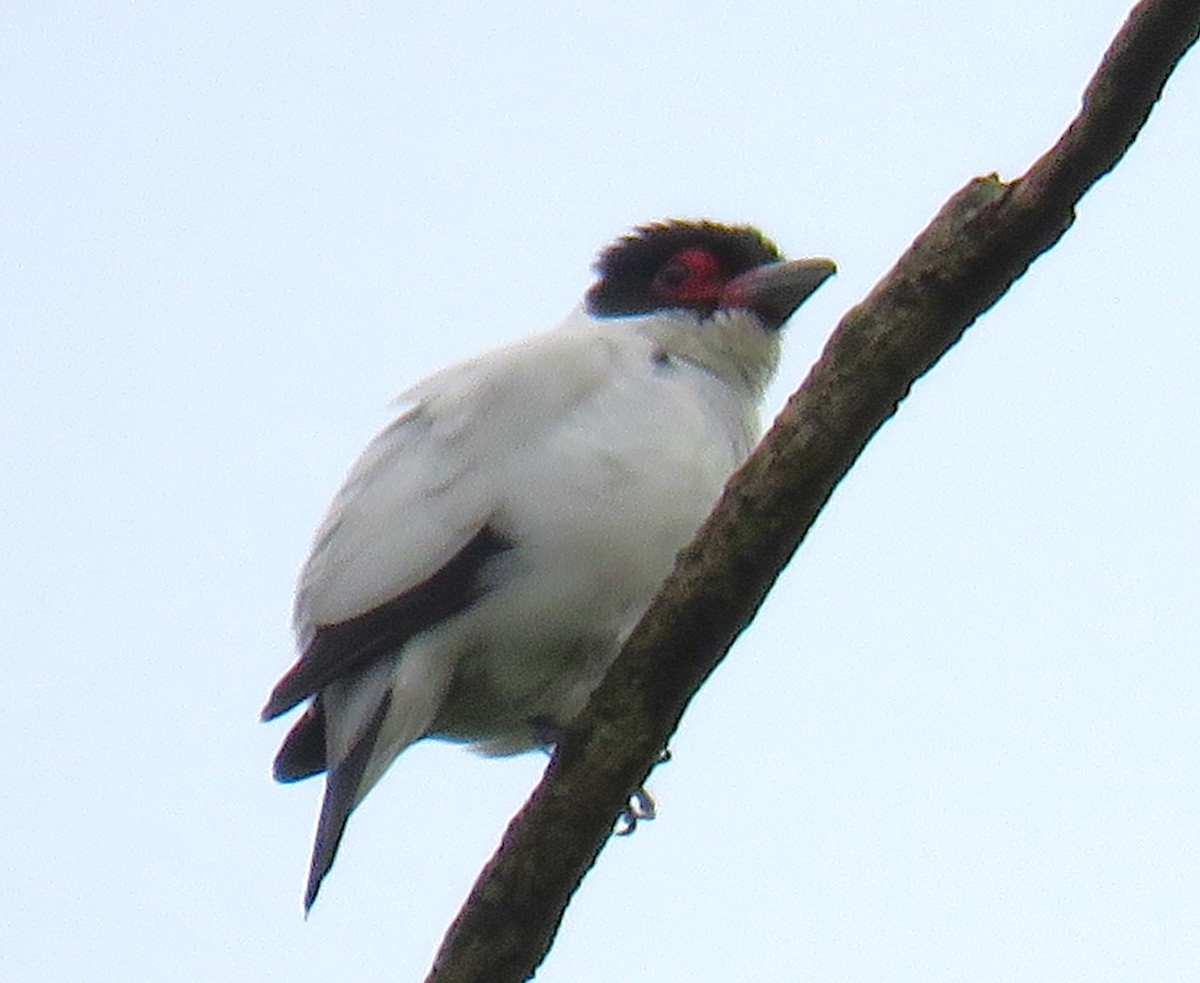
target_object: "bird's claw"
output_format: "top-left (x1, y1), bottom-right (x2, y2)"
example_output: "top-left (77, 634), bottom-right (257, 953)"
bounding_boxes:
top-left (615, 786), bottom-right (657, 836)
top-left (613, 744), bottom-right (672, 835)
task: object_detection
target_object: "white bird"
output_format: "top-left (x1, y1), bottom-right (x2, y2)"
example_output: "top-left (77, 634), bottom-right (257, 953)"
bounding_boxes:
top-left (263, 219), bottom-right (835, 909)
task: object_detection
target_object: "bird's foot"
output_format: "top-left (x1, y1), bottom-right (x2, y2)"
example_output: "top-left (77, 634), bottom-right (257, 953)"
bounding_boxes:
top-left (614, 745), bottom-right (672, 835)
top-left (615, 786), bottom-right (656, 836)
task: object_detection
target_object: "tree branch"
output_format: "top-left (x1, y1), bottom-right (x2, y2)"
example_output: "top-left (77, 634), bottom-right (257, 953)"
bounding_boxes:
top-left (426, 2), bottom-right (1200, 980)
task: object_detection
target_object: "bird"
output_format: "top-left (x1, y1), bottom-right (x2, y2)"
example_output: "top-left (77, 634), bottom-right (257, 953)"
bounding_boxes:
top-left (263, 219), bottom-right (835, 909)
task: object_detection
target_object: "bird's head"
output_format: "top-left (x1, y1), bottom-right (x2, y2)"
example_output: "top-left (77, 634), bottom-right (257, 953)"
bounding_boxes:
top-left (586, 219), bottom-right (835, 393)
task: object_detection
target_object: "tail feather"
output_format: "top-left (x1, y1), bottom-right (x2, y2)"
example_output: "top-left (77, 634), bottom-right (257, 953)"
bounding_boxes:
top-left (274, 700), bottom-right (327, 782)
top-left (304, 691), bottom-right (392, 911)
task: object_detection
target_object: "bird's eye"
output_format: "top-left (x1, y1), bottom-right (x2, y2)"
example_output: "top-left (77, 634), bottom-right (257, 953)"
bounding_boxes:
top-left (652, 248), bottom-right (723, 302)
top-left (656, 262), bottom-right (689, 292)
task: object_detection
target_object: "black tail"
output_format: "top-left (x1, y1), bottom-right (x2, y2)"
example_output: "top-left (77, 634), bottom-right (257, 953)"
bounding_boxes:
top-left (274, 700), bottom-right (327, 782)
top-left (304, 692), bottom-right (392, 911)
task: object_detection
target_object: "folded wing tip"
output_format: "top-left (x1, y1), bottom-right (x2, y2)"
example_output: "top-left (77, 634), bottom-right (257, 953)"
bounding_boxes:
top-left (261, 697), bottom-right (287, 722)
top-left (261, 674), bottom-right (307, 722)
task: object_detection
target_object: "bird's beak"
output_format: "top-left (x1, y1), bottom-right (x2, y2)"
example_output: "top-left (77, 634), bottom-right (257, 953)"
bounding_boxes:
top-left (720, 256), bottom-right (836, 330)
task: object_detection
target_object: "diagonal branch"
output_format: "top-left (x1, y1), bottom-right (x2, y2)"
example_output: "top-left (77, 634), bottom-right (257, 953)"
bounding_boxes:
top-left (426, 2), bottom-right (1200, 980)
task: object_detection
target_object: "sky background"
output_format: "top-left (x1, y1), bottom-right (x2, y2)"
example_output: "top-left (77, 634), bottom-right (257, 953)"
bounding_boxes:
top-left (4, 2), bottom-right (1198, 981)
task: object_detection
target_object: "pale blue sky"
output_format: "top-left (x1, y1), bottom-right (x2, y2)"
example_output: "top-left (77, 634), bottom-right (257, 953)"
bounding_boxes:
top-left (4, 3), bottom-right (1198, 981)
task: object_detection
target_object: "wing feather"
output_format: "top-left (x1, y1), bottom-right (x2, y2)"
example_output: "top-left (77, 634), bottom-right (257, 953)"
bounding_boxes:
top-left (269, 312), bottom-right (623, 717)
top-left (294, 313), bottom-right (620, 630)
top-left (262, 525), bottom-right (512, 719)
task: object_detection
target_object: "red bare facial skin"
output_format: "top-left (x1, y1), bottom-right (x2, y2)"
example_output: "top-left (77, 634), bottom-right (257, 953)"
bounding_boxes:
top-left (652, 248), bottom-right (726, 303)
top-left (627, 237), bottom-right (833, 330)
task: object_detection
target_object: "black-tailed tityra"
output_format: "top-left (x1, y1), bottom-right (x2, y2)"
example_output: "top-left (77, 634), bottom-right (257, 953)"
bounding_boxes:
top-left (263, 220), bottom-right (835, 909)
